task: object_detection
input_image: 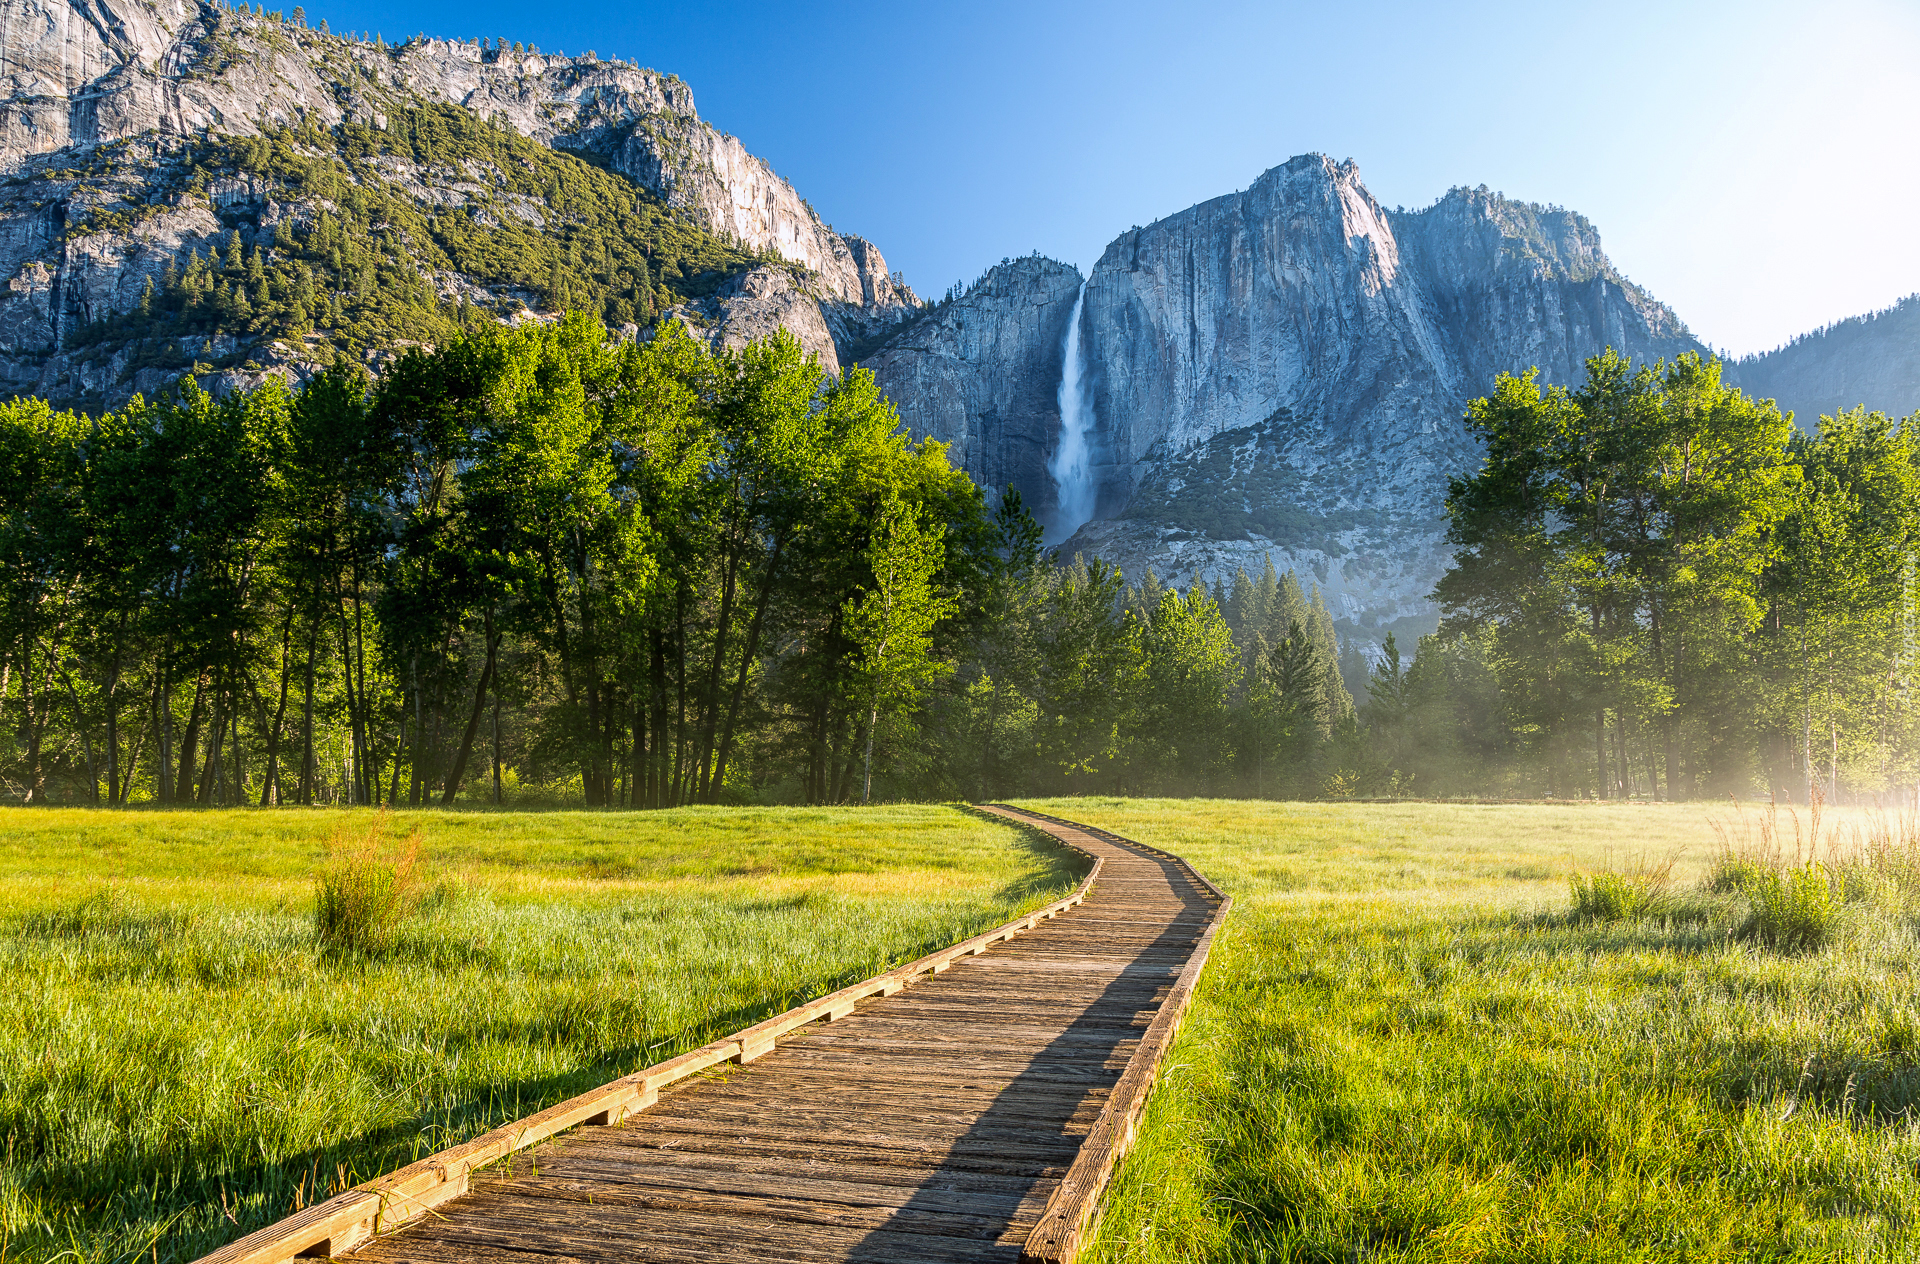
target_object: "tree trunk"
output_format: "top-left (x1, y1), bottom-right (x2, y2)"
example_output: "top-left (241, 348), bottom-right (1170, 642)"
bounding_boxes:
top-left (300, 622), bottom-right (318, 805)
top-left (262, 604), bottom-right (296, 805)
top-left (61, 669), bottom-right (98, 804)
top-left (176, 673), bottom-right (207, 804)
top-left (441, 616), bottom-right (499, 807)
top-left (863, 705), bottom-right (878, 804)
top-left (23, 633), bottom-right (43, 803)
top-left (1612, 714), bottom-right (1630, 798)
top-left (1594, 709), bottom-right (1608, 800)
top-left (335, 594), bottom-right (360, 805)
top-left (649, 629), bottom-right (668, 809)
top-left (709, 536), bottom-right (783, 802)
top-left (408, 660), bottom-right (424, 806)
top-left (156, 659), bottom-right (173, 806)
top-left (390, 702), bottom-right (409, 807)
top-left (673, 589), bottom-right (688, 806)
top-left (196, 687), bottom-right (226, 805)
top-left (627, 689), bottom-right (642, 811)
top-left (123, 697), bottom-right (148, 806)
top-left (351, 559), bottom-right (372, 804)
top-left (104, 612), bottom-right (127, 805)
top-left (693, 541), bottom-right (743, 798)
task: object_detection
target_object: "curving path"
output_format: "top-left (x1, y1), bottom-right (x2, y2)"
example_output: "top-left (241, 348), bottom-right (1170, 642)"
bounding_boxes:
top-left (214, 807), bottom-right (1225, 1264)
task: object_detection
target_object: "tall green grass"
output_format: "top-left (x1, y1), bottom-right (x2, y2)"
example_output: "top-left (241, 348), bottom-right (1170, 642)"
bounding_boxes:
top-left (312, 817), bottom-right (429, 955)
top-left (0, 804), bottom-right (1078, 1263)
top-left (1015, 797), bottom-right (1920, 1262)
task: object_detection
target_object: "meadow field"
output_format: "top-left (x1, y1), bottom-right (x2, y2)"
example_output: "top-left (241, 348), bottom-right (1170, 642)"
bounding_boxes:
top-left (1025, 799), bottom-right (1920, 1263)
top-left (11, 798), bottom-right (1918, 1264)
top-left (0, 805), bottom-right (1080, 1264)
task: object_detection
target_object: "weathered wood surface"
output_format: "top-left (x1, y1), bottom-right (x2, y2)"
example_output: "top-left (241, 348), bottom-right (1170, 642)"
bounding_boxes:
top-left (215, 807), bottom-right (1225, 1264)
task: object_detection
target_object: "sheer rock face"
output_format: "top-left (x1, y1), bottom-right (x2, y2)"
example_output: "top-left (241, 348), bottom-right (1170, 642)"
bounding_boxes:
top-left (866, 256), bottom-right (1084, 519)
top-left (0, 0), bottom-right (915, 401)
top-left (875, 155), bottom-right (1702, 637)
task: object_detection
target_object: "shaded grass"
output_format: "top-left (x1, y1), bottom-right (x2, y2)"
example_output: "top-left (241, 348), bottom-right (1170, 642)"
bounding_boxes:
top-left (0, 804), bottom-right (1079, 1264)
top-left (1016, 798), bottom-right (1920, 1262)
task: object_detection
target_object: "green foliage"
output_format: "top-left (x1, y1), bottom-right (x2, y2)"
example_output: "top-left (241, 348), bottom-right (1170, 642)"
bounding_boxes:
top-left (1417, 347), bottom-right (1920, 800)
top-left (0, 317), bottom-right (990, 810)
top-left (1568, 869), bottom-right (1662, 920)
top-left (1739, 862), bottom-right (1844, 951)
top-left (1707, 852), bottom-right (1771, 893)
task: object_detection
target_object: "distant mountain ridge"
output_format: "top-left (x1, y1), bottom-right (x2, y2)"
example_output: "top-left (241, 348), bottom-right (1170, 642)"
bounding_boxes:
top-left (1727, 294), bottom-right (1920, 427)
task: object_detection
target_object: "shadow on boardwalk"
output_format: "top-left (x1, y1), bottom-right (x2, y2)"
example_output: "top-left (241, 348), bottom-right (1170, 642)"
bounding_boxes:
top-left (846, 851), bottom-right (1214, 1262)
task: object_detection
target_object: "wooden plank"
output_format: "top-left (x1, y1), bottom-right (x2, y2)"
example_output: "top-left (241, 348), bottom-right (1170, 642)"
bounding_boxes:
top-left (987, 808), bottom-right (1233, 1264)
top-left (193, 1193), bottom-right (381, 1264)
top-left (196, 804), bottom-right (1228, 1264)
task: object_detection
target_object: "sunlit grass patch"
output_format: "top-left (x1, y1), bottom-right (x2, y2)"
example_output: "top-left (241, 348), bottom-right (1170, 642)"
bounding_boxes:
top-left (1019, 798), bottom-right (1920, 1262)
top-left (0, 803), bottom-right (1077, 1263)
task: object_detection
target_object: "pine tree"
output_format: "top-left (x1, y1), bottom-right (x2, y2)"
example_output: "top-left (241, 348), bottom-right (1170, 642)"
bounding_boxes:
top-left (1308, 586), bottom-right (1354, 727)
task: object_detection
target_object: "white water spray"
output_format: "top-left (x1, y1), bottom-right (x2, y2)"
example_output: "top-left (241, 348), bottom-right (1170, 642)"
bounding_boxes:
top-left (1046, 280), bottom-right (1095, 545)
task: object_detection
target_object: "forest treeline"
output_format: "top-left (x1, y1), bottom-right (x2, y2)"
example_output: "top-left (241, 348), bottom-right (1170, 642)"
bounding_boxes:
top-left (1, 328), bottom-right (1914, 806)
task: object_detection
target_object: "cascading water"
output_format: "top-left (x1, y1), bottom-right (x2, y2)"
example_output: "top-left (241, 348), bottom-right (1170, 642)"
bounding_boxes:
top-left (1045, 280), bottom-right (1096, 545)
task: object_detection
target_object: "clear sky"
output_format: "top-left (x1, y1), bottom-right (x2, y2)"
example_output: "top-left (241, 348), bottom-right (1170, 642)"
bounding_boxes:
top-left (307, 0), bottom-right (1920, 358)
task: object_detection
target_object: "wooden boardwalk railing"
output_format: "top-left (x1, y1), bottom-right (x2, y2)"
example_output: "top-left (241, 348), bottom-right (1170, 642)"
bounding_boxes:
top-left (196, 805), bottom-right (1228, 1264)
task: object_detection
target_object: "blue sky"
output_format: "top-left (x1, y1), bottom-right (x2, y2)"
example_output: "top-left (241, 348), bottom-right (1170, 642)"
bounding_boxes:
top-left (309, 0), bottom-right (1920, 358)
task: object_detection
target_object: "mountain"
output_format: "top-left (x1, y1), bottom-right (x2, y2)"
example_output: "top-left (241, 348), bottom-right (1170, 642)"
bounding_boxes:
top-left (16, 3), bottom-right (1901, 645)
top-left (1728, 295), bottom-right (1920, 426)
top-left (0, 0), bottom-right (917, 407)
top-left (870, 156), bottom-right (1702, 639)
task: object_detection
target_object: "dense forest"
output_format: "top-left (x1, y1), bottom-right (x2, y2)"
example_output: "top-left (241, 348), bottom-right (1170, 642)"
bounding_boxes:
top-left (0, 328), bottom-right (1914, 806)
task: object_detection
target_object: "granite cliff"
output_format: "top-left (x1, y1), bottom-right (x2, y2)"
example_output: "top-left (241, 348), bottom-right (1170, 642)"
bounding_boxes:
top-left (863, 256), bottom-right (1084, 524)
top-left (872, 156), bottom-right (1703, 640)
top-left (0, 0), bottom-right (916, 405)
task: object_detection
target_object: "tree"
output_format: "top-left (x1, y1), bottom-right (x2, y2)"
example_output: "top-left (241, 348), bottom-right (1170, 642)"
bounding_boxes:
top-left (1137, 586), bottom-right (1240, 792)
top-left (1439, 349), bottom-right (1794, 798)
top-left (844, 496), bottom-right (956, 802)
top-left (1244, 619), bottom-right (1325, 798)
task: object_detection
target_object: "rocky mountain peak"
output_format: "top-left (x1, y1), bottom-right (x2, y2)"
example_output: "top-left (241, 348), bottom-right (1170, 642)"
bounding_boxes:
top-left (871, 154), bottom-right (1706, 642)
top-left (0, 0), bottom-right (921, 405)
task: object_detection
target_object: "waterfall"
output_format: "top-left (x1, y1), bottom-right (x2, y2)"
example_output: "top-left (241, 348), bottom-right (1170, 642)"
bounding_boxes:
top-left (1046, 280), bottom-right (1095, 545)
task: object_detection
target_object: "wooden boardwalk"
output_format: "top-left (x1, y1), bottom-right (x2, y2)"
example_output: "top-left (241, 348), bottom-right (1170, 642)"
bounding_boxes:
top-left (204, 807), bottom-right (1226, 1264)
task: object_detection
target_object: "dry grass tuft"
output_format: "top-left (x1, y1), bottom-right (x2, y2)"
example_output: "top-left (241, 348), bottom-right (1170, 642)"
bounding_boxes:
top-left (314, 815), bottom-right (428, 955)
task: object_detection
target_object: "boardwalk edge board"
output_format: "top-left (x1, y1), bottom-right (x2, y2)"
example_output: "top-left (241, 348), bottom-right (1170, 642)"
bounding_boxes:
top-left (979, 805), bottom-right (1232, 1264)
top-left (190, 830), bottom-right (1104, 1264)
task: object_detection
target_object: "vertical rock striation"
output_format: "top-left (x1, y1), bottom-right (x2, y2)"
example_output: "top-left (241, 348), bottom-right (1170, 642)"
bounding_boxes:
top-left (866, 256), bottom-right (1083, 520)
top-left (873, 155), bottom-right (1702, 638)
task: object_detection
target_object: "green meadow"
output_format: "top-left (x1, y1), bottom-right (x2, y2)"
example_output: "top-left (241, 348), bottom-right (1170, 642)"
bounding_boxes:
top-left (11, 798), bottom-right (1920, 1263)
top-left (0, 805), bottom-right (1079, 1263)
top-left (1031, 799), bottom-right (1920, 1263)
